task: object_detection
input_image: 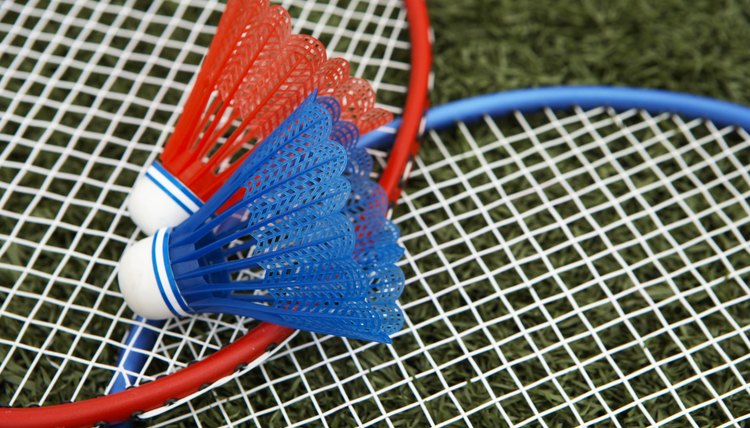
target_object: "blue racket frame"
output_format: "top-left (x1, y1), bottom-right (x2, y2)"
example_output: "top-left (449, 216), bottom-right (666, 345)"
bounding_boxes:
top-left (359, 86), bottom-right (750, 150)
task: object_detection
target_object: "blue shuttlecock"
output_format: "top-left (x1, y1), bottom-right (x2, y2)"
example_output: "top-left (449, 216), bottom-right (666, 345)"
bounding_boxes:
top-left (118, 94), bottom-right (404, 343)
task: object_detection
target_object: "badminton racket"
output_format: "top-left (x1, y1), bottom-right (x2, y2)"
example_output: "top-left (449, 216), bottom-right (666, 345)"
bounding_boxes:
top-left (148, 86), bottom-right (750, 427)
top-left (0, 0), bottom-right (430, 426)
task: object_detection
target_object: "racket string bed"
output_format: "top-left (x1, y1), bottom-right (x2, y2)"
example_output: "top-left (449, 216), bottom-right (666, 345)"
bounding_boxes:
top-left (10, 0), bottom-right (750, 427)
top-left (0, 0), bottom-right (429, 425)
top-left (394, 104), bottom-right (750, 427)
top-left (149, 95), bottom-right (750, 427)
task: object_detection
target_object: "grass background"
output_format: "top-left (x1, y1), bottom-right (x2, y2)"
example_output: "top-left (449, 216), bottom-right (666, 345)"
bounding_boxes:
top-left (429, 0), bottom-right (750, 105)
top-left (2, 0), bottom-right (750, 426)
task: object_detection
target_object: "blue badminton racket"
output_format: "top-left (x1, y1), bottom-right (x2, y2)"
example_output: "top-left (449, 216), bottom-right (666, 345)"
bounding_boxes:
top-left (102, 86), bottom-right (750, 427)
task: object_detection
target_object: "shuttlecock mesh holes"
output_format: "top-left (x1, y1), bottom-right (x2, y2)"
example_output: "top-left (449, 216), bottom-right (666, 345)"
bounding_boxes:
top-left (166, 4), bottom-right (335, 191)
top-left (171, 98), bottom-right (400, 341)
top-left (222, 174), bottom-right (353, 290)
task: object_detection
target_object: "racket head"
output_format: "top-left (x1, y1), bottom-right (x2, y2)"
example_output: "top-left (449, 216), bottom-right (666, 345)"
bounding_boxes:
top-left (147, 87), bottom-right (750, 427)
top-left (0, 0), bottom-right (430, 425)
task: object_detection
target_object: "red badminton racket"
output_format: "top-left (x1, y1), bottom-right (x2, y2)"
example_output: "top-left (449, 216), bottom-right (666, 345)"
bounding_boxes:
top-left (0, 0), bottom-right (430, 426)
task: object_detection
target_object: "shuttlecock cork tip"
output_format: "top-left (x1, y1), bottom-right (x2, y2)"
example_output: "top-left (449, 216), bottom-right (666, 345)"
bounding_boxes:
top-left (127, 164), bottom-right (201, 234)
top-left (118, 234), bottom-right (174, 320)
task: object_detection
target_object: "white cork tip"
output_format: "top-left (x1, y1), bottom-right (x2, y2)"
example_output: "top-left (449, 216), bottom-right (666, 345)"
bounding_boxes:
top-left (126, 164), bottom-right (201, 235)
top-left (118, 235), bottom-right (174, 319)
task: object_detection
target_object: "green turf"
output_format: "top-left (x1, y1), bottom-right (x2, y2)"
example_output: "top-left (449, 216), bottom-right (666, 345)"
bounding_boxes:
top-left (429, 0), bottom-right (750, 105)
top-left (3, 0), bottom-right (750, 426)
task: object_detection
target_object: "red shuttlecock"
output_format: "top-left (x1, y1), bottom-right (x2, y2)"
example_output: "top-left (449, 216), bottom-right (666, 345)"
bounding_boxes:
top-left (127, 0), bottom-right (393, 234)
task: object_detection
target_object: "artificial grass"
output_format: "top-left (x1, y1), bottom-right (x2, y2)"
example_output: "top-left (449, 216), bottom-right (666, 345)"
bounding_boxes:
top-left (429, 0), bottom-right (750, 106)
top-left (2, 0), bottom-right (750, 427)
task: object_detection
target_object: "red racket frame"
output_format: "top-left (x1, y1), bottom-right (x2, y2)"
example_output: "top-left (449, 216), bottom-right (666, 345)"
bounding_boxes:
top-left (0, 0), bottom-right (431, 426)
